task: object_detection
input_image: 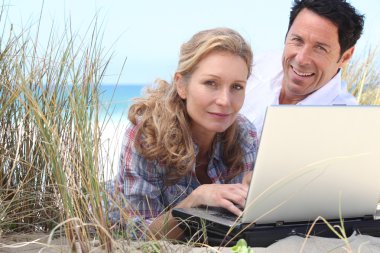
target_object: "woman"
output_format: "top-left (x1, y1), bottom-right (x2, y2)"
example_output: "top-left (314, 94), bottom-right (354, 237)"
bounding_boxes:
top-left (116, 27), bottom-right (257, 239)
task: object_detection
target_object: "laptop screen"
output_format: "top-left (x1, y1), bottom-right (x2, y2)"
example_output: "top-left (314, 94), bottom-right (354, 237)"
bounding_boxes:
top-left (243, 106), bottom-right (380, 224)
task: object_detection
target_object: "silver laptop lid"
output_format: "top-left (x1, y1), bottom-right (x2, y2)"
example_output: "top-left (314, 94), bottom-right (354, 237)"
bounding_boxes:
top-left (243, 106), bottom-right (380, 224)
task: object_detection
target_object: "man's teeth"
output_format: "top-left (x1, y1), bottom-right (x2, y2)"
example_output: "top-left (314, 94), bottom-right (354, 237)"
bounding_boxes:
top-left (293, 68), bottom-right (313, 77)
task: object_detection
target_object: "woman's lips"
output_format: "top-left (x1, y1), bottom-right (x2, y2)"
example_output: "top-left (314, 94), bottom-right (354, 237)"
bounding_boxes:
top-left (209, 112), bottom-right (230, 118)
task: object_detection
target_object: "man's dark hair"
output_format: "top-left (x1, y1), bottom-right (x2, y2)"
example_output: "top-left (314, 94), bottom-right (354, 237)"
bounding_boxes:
top-left (287, 0), bottom-right (365, 55)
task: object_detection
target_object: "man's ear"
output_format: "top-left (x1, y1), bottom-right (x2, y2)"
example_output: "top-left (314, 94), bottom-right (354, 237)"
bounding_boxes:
top-left (339, 47), bottom-right (355, 68)
top-left (175, 73), bottom-right (187, 99)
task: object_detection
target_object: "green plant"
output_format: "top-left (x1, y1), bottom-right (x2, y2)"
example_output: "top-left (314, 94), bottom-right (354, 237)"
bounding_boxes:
top-left (0, 3), bottom-right (115, 252)
top-left (231, 239), bottom-right (254, 253)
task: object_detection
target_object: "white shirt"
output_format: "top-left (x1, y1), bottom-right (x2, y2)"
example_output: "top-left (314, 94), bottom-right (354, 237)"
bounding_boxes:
top-left (241, 52), bottom-right (358, 137)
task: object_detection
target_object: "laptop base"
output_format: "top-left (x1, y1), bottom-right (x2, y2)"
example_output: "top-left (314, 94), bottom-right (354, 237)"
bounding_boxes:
top-left (176, 215), bottom-right (380, 247)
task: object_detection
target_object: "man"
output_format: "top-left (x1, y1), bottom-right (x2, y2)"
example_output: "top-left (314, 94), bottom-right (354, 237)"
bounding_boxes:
top-left (241, 0), bottom-right (365, 137)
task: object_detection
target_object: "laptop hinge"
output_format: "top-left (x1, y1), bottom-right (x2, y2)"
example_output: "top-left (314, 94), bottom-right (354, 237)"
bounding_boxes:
top-left (275, 221), bottom-right (284, 227)
top-left (362, 214), bottom-right (374, 221)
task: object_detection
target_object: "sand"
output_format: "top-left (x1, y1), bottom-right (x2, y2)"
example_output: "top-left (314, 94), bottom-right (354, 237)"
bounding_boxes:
top-left (1, 232), bottom-right (380, 253)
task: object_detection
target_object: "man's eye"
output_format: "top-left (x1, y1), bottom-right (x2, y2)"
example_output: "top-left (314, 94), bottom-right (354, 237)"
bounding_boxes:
top-left (288, 36), bottom-right (303, 45)
top-left (316, 45), bottom-right (327, 53)
top-left (292, 37), bottom-right (301, 42)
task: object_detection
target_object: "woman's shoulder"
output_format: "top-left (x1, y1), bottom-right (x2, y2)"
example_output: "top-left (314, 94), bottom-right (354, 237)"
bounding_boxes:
top-left (120, 121), bottom-right (164, 171)
top-left (236, 114), bottom-right (258, 147)
top-left (236, 114), bottom-right (256, 131)
top-left (121, 121), bottom-right (141, 148)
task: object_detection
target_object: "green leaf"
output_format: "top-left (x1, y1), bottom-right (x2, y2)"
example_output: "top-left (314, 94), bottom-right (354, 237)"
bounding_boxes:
top-left (231, 239), bottom-right (254, 253)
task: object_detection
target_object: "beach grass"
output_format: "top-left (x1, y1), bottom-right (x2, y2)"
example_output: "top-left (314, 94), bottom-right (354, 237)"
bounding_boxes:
top-left (0, 4), bottom-right (116, 251)
top-left (1, 3), bottom-right (380, 252)
top-left (343, 45), bottom-right (380, 105)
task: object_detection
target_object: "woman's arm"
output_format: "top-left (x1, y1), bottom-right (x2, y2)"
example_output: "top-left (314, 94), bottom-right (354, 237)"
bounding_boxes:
top-left (148, 211), bottom-right (184, 240)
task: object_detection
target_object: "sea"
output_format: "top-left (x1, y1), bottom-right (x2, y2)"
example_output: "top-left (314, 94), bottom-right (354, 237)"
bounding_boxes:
top-left (99, 84), bottom-right (145, 118)
top-left (98, 84), bottom-right (146, 179)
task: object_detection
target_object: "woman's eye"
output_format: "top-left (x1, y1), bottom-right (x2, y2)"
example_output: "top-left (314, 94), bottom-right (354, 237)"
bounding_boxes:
top-left (204, 80), bottom-right (216, 86)
top-left (232, 84), bottom-right (244, 90)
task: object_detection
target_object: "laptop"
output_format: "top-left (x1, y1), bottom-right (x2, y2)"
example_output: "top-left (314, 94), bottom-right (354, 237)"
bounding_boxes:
top-left (172, 105), bottom-right (380, 245)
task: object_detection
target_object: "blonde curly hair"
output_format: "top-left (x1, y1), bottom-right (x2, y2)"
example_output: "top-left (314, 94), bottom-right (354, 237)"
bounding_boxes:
top-left (128, 27), bottom-right (253, 185)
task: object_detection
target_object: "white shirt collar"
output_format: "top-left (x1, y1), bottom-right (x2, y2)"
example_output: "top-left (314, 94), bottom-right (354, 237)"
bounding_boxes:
top-left (297, 72), bottom-right (343, 105)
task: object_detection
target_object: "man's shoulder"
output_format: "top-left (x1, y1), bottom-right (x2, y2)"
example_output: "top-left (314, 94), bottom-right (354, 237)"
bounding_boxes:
top-left (300, 74), bottom-right (358, 105)
top-left (330, 77), bottom-right (358, 105)
top-left (332, 92), bottom-right (358, 105)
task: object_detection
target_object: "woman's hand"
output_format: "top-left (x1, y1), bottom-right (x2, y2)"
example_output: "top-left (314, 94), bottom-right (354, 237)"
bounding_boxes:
top-left (177, 183), bottom-right (248, 216)
top-left (242, 171), bottom-right (253, 187)
top-left (152, 182), bottom-right (249, 239)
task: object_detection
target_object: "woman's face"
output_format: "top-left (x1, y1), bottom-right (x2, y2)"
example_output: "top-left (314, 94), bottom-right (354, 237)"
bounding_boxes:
top-left (176, 51), bottom-right (248, 139)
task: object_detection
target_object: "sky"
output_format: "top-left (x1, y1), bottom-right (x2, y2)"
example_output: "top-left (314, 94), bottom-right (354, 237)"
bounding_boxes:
top-left (5, 0), bottom-right (380, 85)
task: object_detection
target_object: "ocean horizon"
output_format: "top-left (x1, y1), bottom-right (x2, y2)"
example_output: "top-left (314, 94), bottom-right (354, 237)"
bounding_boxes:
top-left (99, 84), bottom-right (146, 179)
top-left (99, 84), bottom-right (146, 118)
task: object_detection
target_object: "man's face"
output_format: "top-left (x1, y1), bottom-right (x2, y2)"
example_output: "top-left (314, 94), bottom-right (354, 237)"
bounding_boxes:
top-left (281, 8), bottom-right (354, 104)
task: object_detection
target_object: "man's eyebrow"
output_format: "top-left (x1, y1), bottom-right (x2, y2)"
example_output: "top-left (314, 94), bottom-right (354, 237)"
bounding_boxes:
top-left (289, 33), bottom-right (301, 38)
top-left (289, 33), bottom-right (332, 49)
top-left (315, 41), bottom-right (331, 49)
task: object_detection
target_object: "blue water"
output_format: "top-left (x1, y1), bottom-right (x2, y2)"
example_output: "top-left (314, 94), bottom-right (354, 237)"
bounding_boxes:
top-left (99, 84), bottom-right (145, 118)
top-left (98, 84), bottom-right (146, 177)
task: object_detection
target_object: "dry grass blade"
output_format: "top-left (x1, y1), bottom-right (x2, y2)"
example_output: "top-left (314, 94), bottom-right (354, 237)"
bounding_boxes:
top-left (343, 45), bottom-right (380, 105)
top-left (0, 4), bottom-right (115, 252)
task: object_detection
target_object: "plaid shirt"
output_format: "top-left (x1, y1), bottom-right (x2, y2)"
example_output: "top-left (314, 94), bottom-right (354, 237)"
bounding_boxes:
top-left (116, 114), bottom-right (257, 220)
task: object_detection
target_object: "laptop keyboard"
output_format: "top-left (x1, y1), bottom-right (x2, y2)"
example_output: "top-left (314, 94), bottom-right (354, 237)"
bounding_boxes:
top-left (173, 206), bottom-right (244, 228)
top-left (202, 206), bottom-right (242, 222)
top-left (219, 211), bottom-right (240, 221)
